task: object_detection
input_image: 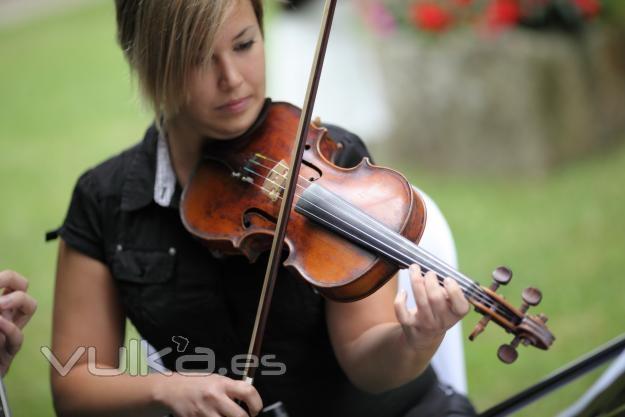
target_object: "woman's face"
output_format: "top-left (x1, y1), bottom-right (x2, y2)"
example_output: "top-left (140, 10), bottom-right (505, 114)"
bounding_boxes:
top-left (177, 0), bottom-right (266, 140)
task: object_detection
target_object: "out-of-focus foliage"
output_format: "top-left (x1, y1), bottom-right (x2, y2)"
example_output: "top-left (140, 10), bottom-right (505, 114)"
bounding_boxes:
top-left (601, 0), bottom-right (625, 25)
top-left (356, 0), bottom-right (606, 36)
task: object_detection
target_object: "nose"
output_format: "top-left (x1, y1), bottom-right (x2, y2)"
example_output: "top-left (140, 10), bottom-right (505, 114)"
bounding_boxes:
top-left (217, 56), bottom-right (243, 91)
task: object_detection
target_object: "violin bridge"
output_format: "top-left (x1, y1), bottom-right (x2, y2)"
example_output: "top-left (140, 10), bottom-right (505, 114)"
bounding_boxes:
top-left (262, 159), bottom-right (288, 202)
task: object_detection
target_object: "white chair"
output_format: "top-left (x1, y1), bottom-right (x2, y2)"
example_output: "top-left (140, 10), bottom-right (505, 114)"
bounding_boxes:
top-left (397, 187), bottom-right (468, 395)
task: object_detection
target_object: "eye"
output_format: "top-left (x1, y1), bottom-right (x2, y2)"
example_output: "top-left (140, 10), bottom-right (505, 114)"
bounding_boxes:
top-left (234, 39), bottom-right (255, 52)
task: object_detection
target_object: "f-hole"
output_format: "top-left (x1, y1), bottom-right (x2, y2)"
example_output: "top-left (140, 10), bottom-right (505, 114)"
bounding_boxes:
top-left (301, 159), bottom-right (322, 183)
top-left (243, 208), bottom-right (277, 229)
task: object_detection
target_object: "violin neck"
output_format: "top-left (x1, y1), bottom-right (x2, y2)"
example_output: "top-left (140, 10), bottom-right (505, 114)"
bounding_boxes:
top-left (296, 183), bottom-right (482, 299)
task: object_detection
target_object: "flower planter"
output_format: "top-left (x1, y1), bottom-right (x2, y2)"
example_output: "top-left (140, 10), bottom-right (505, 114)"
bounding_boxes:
top-left (373, 26), bottom-right (625, 175)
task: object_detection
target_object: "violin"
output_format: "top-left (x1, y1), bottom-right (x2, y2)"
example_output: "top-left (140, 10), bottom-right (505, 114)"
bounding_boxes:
top-left (180, 101), bottom-right (555, 364)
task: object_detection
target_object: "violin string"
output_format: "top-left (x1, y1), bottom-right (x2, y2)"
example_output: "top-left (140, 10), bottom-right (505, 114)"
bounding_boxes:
top-left (247, 169), bottom-right (552, 338)
top-left (251, 155), bottom-right (493, 291)
top-left (240, 167), bottom-right (510, 320)
top-left (240, 163), bottom-right (515, 320)
top-left (244, 167), bottom-right (552, 338)
top-left (242, 160), bottom-right (502, 312)
top-left (245, 157), bottom-right (505, 310)
top-left (248, 158), bottom-right (548, 338)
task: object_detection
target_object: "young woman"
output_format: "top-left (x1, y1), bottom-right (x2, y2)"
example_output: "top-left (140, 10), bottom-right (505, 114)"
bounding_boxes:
top-left (51, 1), bottom-right (474, 416)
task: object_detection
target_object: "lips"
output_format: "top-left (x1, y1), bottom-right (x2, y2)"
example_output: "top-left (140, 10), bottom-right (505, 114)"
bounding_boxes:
top-left (217, 96), bottom-right (251, 113)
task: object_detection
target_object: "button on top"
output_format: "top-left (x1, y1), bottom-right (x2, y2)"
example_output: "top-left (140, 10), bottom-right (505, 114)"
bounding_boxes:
top-left (168, 247), bottom-right (176, 256)
top-left (116, 244), bottom-right (123, 252)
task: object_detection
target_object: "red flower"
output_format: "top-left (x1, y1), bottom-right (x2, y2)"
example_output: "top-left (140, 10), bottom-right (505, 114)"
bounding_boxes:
top-left (485, 0), bottom-right (521, 30)
top-left (409, 2), bottom-right (453, 32)
top-left (573, 0), bottom-right (601, 18)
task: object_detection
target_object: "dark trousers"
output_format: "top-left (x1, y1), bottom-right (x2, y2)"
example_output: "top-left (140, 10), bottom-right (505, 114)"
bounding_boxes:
top-left (401, 380), bottom-right (477, 417)
top-left (339, 366), bottom-right (477, 417)
top-left (262, 366), bottom-right (477, 417)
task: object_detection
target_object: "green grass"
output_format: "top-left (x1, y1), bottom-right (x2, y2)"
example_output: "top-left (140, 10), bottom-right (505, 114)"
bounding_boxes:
top-left (1, 1), bottom-right (624, 416)
top-left (0, 2), bottom-right (150, 415)
top-left (397, 146), bottom-right (625, 414)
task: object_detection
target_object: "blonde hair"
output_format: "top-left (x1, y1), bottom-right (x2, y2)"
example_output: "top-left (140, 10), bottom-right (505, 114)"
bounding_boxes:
top-left (115, 0), bottom-right (264, 118)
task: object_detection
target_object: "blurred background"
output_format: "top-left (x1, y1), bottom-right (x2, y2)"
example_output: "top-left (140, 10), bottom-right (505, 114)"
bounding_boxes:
top-left (1, 0), bottom-right (624, 415)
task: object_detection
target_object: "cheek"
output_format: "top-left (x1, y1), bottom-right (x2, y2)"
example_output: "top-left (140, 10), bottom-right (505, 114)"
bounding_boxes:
top-left (183, 83), bottom-right (218, 123)
top-left (249, 47), bottom-right (266, 90)
top-left (186, 70), bottom-right (216, 104)
top-left (188, 84), bottom-right (215, 109)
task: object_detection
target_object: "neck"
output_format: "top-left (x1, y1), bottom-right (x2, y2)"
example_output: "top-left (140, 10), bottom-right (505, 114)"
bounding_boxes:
top-left (163, 117), bottom-right (204, 188)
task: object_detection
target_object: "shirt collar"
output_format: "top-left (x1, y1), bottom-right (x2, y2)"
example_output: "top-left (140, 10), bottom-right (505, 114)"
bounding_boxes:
top-left (121, 124), bottom-right (175, 212)
top-left (153, 130), bottom-right (177, 207)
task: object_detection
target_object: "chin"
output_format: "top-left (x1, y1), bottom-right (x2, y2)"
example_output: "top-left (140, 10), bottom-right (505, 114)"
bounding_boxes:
top-left (216, 102), bottom-right (264, 139)
top-left (224, 115), bottom-right (256, 137)
top-left (209, 120), bottom-right (253, 140)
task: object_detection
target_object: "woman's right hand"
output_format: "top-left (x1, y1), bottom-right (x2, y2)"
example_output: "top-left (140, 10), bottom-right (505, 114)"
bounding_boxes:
top-left (155, 372), bottom-right (263, 417)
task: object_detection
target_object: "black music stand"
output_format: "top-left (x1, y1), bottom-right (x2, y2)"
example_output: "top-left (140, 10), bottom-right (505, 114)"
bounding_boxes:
top-left (480, 334), bottom-right (625, 417)
top-left (556, 347), bottom-right (625, 417)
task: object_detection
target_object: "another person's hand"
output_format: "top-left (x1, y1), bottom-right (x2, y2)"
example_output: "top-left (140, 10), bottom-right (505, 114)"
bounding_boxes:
top-left (394, 264), bottom-right (470, 351)
top-left (154, 373), bottom-right (263, 417)
top-left (0, 270), bottom-right (37, 376)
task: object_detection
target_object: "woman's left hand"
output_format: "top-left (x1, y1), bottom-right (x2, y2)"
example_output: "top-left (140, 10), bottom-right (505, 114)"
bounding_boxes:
top-left (0, 270), bottom-right (37, 376)
top-left (394, 264), bottom-right (470, 351)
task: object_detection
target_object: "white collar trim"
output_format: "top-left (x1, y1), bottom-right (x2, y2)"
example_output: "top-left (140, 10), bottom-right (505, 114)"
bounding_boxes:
top-left (154, 131), bottom-right (177, 207)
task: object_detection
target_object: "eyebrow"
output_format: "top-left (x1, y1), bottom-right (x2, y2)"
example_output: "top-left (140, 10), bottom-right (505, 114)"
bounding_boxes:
top-left (233, 26), bottom-right (254, 41)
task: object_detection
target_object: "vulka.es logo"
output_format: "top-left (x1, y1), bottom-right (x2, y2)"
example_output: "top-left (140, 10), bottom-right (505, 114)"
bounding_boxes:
top-left (41, 338), bottom-right (286, 377)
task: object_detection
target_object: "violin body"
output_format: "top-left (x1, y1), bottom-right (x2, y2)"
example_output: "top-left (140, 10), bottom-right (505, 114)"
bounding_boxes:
top-left (181, 102), bottom-right (426, 301)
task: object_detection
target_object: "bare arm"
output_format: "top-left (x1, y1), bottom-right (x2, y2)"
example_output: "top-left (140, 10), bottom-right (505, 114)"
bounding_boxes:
top-left (326, 265), bottom-right (469, 394)
top-left (51, 240), bottom-right (167, 417)
top-left (51, 240), bottom-right (262, 417)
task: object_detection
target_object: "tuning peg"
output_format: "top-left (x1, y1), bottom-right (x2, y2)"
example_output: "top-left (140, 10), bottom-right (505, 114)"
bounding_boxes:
top-left (498, 336), bottom-right (521, 364)
top-left (496, 287), bottom-right (544, 363)
top-left (469, 266), bottom-right (513, 342)
top-left (490, 266), bottom-right (512, 291)
top-left (469, 316), bottom-right (491, 341)
top-left (520, 287), bottom-right (542, 313)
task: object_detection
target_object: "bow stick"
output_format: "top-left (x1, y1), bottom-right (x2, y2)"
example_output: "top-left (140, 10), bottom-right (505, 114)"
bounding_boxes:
top-left (240, 0), bottom-right (338, 386)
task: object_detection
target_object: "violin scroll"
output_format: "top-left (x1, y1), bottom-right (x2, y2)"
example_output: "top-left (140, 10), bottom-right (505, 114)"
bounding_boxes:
top-left (468, 266), bottom-right (555, 364)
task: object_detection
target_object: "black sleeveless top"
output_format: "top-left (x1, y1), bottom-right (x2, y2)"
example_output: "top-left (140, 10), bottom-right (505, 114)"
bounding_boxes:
top-left (57, 114), bottom-right (437, 417)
